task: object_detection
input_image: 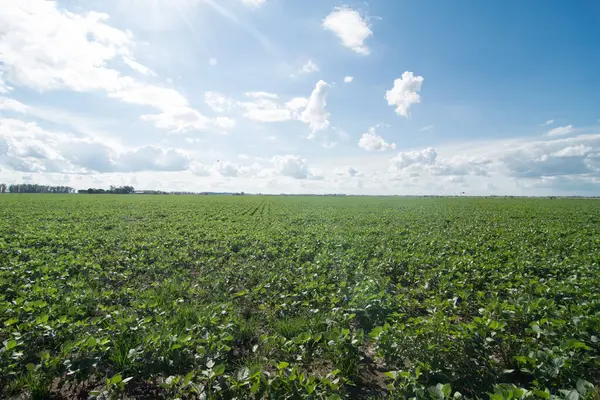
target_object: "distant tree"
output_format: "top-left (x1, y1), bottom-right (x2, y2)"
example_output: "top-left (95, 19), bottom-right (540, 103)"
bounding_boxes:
top-left (6, 183), bottom-right (73, 193)
top-left (80, 186), bottom-right (134, 194)
top-left (0, 183), bottom-right (6, 193)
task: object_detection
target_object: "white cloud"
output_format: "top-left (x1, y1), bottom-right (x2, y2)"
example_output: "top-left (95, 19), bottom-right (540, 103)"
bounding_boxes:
top-left (343, 76), bottom-right (354, 83)
top-left (200, 85), bottom-right (328, 135)
top-left (216, 161), bottom-right (239, 177)
top-left (501, 134), bottom-right (600, 178)
top-left (0, 1), bottom-right (222, 134)
top-left (299, 80), bottom-right (330, 136)
top-left (390, 147), bottom-right (438, 170)
top-left (547, 124), bottom-right (575, 136)
top-left (0, 0), bottom-right (132, 92)
top-left (358, 127), bottom-right (396, 151)
top-left (204, 92), bottom-right (234, 113)
top-left (0, 97), bottom-right (29, 113)
top-left (116, 146), bottom-right (191, 172)
top-left (214, 117), bottom-right (236, 130)
top-left (552, 145), bottom-right (592, 157)
top-left (109, 80), bottom-right (189, 109)
top-left (190, 162), bottom-right (212, 177)
top-left (335, 166), bottom-right (360, 177)
top-left (0, 72), bottom-right (9, 93)
top-left (285, 97), bottom-right (309, 115)
top-left (323, 7), bottom-right (372, 55)
top-left (239, 97), bottom-right (293, 122)
top-left (240, 0), bottom-right (266, 8)
top-left (420, 124), bottom-right (435, 132)
top-left (272, 155), bottom-right (313, 179)
top-left (123, 57), bottom-right (156, 76)
top-left (385, 71), bottom-right (424, 117)
top-left (237, 92), bottom-right (293, 122)
top-left (543, 119), bottom-right (555, 126)
top-left (296, 60), bottom-right (319, 76)
top-left (0, 117), bottom-right (194, 173)
top-left (209, 58), bottom-right (218, 66)
top-left (245, 92), bottom-right (279, 99)
top-left (140, 107), bottom-right (210, 132)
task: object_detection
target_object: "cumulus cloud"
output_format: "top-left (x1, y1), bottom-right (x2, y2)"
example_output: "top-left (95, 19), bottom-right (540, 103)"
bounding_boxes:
top-left (270, 154), bottom-right (325, 180)
top-left (299, 80), bottom-right (330, 136)
top-left (0, 0), bottom-right (131, 92)
top-left (272, 155), bottom-right (309, 179)
top-left (0, 1), bottom-right (224, 134)
top-left (285, 97), bottom-right (309, 115)
top-left (358, 127), bottom-right (396, 151)
top-left (547, 124), bottom-right (575, 136)
top-left (385, 71), bottom-right (424, 117)
top-left (343, 76), bottom-right (354, 83)
top-left (387, 147), bottom-right (493, 182)
top-left (323, 7), bottom-right (372, 55)
top-left (216, 161), bottom-right (240, 177)
top-left (201, 83), bottom-right (329, 136)
top-left (0, 117), bottom-right (194, 174)
top-left (390, 147), bottom-right (438, 170)
top-left (501, 135), bottom-right (600, 178)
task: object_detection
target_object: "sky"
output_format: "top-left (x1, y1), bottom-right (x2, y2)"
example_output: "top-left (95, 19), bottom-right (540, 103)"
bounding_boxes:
top-left (1, 0), bottom-right (600, 195)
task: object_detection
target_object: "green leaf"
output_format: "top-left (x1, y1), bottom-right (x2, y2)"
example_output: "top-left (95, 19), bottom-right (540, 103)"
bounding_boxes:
top-left (369, 326), bottom-right (384, 339)
top-left (250, 380), bottom-right (260, 394)
top-left (277, 361), bottom-right (289, 370)
top-left (384, 371), bottom-right (399, 380)
top-left (566, 390), bottom-right (580, 400)
top-left (26, 363), bottom-right (36, 372)
top-left (442, 383), bottom-right (452, 397)
top-left (532, 390), bottom-right (550, 399)
top-left (36, 314), bottom-right (49, 324)
top-left (236, 367), bottom-right (249, 381)
top-left (110, 374), bottom-right (122, 384)
top-left (5, 340), bottom-right (17, 350)
top-left (576, 379), bottom-right (593, 395)
top-left (4, 318), bottom-right (19, 326)
top-left (565, 339), bottom-right (590, 350)
top-left (428, 383), bottom-right (446, 400)
top-left (213, 364), bottom-right (225, 377)
top-left (183, 371), bottom-right (195, 386)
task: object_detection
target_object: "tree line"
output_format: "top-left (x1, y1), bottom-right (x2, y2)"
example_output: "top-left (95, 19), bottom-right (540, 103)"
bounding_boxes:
top-left (0, 183), bottom-right (135, 194)
top-left (78, 185), bottom-right (135, 194)
top-left (0, 183), bottom-right (74, 193)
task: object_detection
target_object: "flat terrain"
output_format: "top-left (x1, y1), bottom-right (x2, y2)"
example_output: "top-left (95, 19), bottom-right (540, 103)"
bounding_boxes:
top-left (1, 195), bottom-right (599, 399)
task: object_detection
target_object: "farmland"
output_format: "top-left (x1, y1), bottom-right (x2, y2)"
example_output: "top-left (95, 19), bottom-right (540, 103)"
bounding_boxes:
top-left (0, 195), bottom-right (599, 399)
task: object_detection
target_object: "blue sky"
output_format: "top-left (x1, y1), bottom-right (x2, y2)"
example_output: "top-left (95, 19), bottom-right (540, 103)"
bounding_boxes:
top-left (1, 0), bottom-right (600, 195)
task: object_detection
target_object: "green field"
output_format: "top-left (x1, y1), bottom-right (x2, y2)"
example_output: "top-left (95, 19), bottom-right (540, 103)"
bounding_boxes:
top-left (1, 195), bottom-right (599, 399)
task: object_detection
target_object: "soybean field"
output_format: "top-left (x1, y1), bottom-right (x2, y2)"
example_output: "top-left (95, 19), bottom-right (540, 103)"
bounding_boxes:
top-left (1, 195), bottom-right (599, 399)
